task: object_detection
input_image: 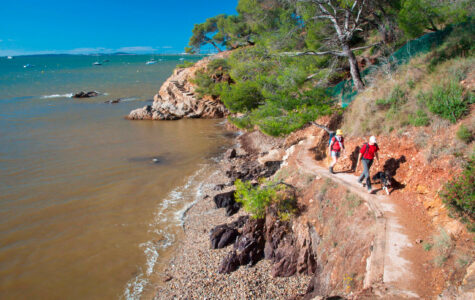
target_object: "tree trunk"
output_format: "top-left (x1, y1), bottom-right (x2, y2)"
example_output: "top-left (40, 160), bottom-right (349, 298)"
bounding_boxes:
top-left (210, 41), bottom-right (222, 53)
top-left (343, 44), bottom-right (365, 91)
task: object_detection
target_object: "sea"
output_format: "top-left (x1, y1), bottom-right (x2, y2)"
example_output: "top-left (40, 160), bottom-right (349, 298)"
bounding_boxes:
top-left (0, 54), bottom-right (234, 299)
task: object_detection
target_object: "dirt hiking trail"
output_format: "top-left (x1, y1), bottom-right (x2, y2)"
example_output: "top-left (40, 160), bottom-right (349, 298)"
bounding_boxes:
top-left (292, 136), bottom-right (439, 299)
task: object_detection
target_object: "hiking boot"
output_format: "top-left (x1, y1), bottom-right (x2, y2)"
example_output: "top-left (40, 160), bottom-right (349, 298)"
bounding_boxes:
top-left (358, 180), bottom-right (365, 187)
top-left (329, 166), bottom-right (334, 174)
top-left (368, 189), bottom-right (373, 194)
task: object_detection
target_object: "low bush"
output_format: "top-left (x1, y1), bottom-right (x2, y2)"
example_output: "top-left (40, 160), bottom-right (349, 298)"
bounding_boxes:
top-left (421, 81), bottom-right (470, 123)
top-left (409, 109), bottom-right (430, 127)
top-left (234, 179), bottom-right (296, 220)
top-left (440, 155), bottom-right (475, 222)
top-left (220, 81), bottom-right (265, 112)
top-left (428, 24), bottom-right (475, 72)
top-left (457, 125), bottom-right (474, 143)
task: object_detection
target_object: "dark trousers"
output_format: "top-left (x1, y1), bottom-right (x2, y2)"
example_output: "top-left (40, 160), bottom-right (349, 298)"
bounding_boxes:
top-left (358, 158), bottom-right (373, 190)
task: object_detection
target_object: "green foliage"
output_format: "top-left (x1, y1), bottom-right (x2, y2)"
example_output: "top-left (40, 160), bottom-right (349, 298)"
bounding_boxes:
top-left (440, 155), bottom-right (475, 220)
top-left (397, 0), bottom-right (471, 38)
top-left (220, 81), bottom-right (264, 112)
top-left (409, 109), bottom-right (430, 127)
top-left (176, 60), bottom-right (195, 68)
top-left (188, 14), bottom-right (227, 53)
top-left (428, 24), bottom-right (475, 71)
top-left (420, 81), bottom-right (469, 123)
top-left (234, 179), bottom-right (296, 220)
top-left (457, 125), bottom-right (474, 143)
top-left (192, 59), bottom-right (232, 98)
top-left (238, 88), bottom-right (336, 136)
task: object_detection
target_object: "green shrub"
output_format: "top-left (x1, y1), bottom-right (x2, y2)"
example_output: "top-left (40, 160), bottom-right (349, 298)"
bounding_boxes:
top-left (176, 60), bottom-right (196, 68)
top-left (234, 179), bottom-right (296, 220)
top-left (457, 125), bottom-right (474, 143)
top-left (409, 109), bottom-right (430, 127)
top-left (428, 25), bottom-right (475, 72)
top-left (422, 81), bottom-right (469, 123)
top-left (440, 155), bottom-right (475, 220)
top-left (221, 81), bottom-right (264, 112)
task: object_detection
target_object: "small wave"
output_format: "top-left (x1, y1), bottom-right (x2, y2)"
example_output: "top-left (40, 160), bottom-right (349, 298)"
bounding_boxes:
top-left (124, 165), bottom-right (215, 299)
top-left (40, 93), bottom-right (73, 99)
top-left (120, 97), bottom-right (140, 102)
top-left (123, 273), bottom-right (147, 300)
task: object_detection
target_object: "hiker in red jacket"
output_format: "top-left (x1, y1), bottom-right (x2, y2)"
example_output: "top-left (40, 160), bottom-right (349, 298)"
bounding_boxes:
top-left (355, 136), bottom-right (380, 193)
top-left (328, 129), bottom-right (344, 174)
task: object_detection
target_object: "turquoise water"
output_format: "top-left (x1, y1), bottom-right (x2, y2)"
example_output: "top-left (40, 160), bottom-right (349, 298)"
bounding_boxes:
top-left (0, 54), bottom-right (202, 100)
top-left (0, 54), bottom-right (232, 299)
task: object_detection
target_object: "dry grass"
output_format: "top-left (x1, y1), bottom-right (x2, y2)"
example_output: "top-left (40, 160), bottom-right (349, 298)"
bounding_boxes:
top-left (342, 53), bottom-right (474, 137)
top-left (433, 228), bottom-right (453, 267)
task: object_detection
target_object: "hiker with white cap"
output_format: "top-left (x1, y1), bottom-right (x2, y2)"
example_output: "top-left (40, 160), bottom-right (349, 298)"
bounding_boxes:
top-left (328, 129), bottom-right (345, 174)
top-left (355, 136), bottom-right (380, 193)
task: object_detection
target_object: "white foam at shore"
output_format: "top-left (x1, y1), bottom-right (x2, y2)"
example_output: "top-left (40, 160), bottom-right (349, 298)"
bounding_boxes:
top-left (123, 164), bottom-right (216, 300)
top-left (40, 93), bottom-right (73, 99)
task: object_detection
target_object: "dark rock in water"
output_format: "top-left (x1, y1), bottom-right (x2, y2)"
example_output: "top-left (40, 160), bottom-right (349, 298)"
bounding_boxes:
top-left (73, 91), bottom-right (99, 98)
top-left (213, 191), bottom-right (235, 209)
top-left (210, 224), bottom-right (238, 249)
top-left (104, 98), bottom-right (121, 104)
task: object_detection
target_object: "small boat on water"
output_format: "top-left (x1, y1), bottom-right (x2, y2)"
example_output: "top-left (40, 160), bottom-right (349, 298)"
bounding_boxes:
top-left (23, 64), bottom-right (34, 68)
top-left (93, 61), bottom-right (102, 66)
top-left (179, 58), bottom-right (185, 61)
top-left (145, 59), bottom-right (157, 65)
top-left (7, 56), bottom-right (13, 59)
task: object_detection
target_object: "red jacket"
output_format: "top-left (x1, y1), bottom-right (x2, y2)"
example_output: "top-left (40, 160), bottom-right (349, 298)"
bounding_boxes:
top-left (330, 136), bottom-right (344, 152)
top-left (360, 143), bottom-right (379, 160)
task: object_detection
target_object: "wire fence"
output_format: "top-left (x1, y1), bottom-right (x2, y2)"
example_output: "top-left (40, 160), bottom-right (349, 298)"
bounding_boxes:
top-left (328, 24), bottom-right (463, 107)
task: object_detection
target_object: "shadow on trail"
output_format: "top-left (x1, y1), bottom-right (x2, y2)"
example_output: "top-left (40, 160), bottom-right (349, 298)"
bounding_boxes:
top-left (383, 155), bottom-right (407, 192)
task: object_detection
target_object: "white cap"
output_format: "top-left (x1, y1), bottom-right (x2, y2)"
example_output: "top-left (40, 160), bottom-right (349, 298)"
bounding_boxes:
top-left (369, 136), bottom-right (377, 144)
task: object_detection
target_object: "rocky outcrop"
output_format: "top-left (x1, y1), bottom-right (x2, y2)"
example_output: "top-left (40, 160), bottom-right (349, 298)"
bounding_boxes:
top-left (210, 216), bottom-right (248, 249)
top-left (73, 91), bottom-right (99, 98)
top-left (217, 207), bottom-right (317, 277)
top-left (128, 55), bottom-right (229, 120)
top-left (213, 191), bottom-right (241, 216)
top-left (219, 218), bottom-right (266, 274)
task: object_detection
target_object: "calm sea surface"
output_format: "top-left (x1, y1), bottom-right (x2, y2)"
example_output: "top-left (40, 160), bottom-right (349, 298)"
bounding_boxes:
top-left (0, 54), bottom-right (232, 299)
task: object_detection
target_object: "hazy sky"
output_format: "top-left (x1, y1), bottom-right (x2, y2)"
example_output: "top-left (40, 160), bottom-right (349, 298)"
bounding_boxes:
top-left (0, 0), bottom-right (238, 56)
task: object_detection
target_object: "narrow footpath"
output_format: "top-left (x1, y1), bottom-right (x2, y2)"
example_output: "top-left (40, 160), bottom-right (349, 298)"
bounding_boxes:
top-left (292, 136), bottom-right (438, 299)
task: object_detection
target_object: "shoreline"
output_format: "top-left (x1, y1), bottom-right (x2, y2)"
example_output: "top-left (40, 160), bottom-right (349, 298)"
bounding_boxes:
top-left (147, 131), bottom-right (311, 299)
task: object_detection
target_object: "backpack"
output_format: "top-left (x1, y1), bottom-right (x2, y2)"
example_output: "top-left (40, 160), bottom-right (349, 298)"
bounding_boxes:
top-left (328, 132), bottom-right (336, 146)
top-left (329, 134), bottom-right (343, 151)
top-left (362, 143), bottom-right (378, 158)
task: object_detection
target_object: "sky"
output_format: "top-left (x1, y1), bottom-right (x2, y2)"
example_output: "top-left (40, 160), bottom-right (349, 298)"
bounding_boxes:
top-left (0, 0), bottom-right (238, 56)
